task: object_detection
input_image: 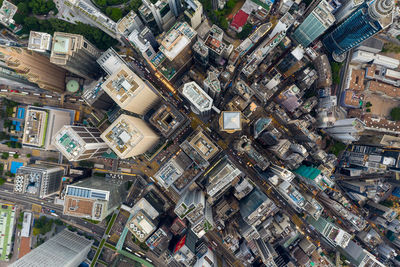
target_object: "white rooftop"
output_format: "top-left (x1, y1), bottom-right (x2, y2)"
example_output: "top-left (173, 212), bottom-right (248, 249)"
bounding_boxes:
top-left (182, 82), bottom-right (213, 113)
top-left (222, 112), bottom-right (242, 130)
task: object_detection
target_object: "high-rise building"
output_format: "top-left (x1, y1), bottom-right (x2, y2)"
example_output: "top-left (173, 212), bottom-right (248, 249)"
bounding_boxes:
top-left (323, 0), bottom-right (394, 58)
top-left (0, 46), bottom-right (66, 92)
top-left (193, 40), bottom-right (209, 70)
top-left (168, 0), bottom-right (182, 17)
top-left (146, 226), bottom-right (172, 256)
top-left (334, 0), bottom-right (364, 23)
top-left (50, 32), bottom-right (101, 80)
top-left (175, 190), bottom-right (205, 222)
top-left (63, 176), bottom-right (126, 221)
top-left (116, 10), bottom-right (144, 37)
top-left (22, 106), bottom-right (73, 151)
top-left (28, 31), bottom-right (52, 54)
top-left (101, 64), bottom-right (159, 115)
top-left (10, 229), bottom-right (93, 267)
top-left (307, 216), bottom-right (351, 248)
top-left (127, 29), bottom-right (157, 61)
top-left (291, 0), bottom-right (335, 47)
top-left (193, 248), bottom-right (217, 267)
top-left (183, 0), bottom-right (203, 29)
top-left (203, 71), bottom-right (221, 101)
top-left (204, 157), bottom-right (242, 203)
top-left (96, 47), bottom-right (127, 76)
top-left (140, 0), bottom-right (176, 32)
top-left (182, 81), bottom-right (213, 117)
top-left (239, 188), bottom-right (278, 227)
top-left (53, 126), bottom-right (109, 162)
top-left (365, 200), bottom-right (398, 222)
top-left (324, 118), bottom-right (365, 143)
top-left (101, 114), bottom-right (160, 158)
top-left (173, 230), bottom-right (198, 266)
top-left (14, 164), bottom-right (64, 199)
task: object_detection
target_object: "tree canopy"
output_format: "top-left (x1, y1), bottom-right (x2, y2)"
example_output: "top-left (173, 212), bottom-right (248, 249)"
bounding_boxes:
top-left (390, 107), bottom-right (400, 121)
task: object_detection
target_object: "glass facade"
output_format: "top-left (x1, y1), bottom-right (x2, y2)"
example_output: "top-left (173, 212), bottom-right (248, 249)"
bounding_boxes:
top-left (323, 3), bottom-right (383, 56)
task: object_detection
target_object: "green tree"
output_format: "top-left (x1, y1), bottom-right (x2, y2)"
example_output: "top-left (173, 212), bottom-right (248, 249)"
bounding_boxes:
top-left (391, 107), bottom-right (400, 121)
top-left (106, 7), bottom-right (122, 22)
top-left (1, 152), bottom-right (9, 159)
top-left (237, 23), bottom-right (253, 39)
top-left (13, 154), bottom-right (19, 159)
top-left (26, 154), bottom-right (31, 158)
top-left (365, 101), bottom-right (372, 107)
top-left (0, 131), bottom-right (9, 141)
top-left (0, 177), bottom-right (5, 186)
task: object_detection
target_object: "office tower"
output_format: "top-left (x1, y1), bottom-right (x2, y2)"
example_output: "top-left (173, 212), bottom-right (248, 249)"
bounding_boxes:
top-left (128, 29), bottom-right (157, 60)
top-left (324, 118), bottom-right (365, 143)
top-left (0, 46), bottom-right (66, 92)
top-left (140, 26), bottom-right (158, 49)
top-left (204, 157), bottom-right (242, 203)
top-left (191, 201), bottom-right (214, 238)
top-left (81, 78), bottom-right (114, 110)
top-left (10, 229), bottom-right (93, 267)
top-left (127, 210), bottom-right (157, 242)
top-left (307, 216), bottom-right (351, 248)
top-left (146, 226), bottom-right (172, 256)
top-left (22, 106), bottom-right (73, 151)
top-left (14, 164), bottom-right (64, 199)
top-left (101, 114), bottom-right (159, 158)
top-left (169, 0), bottom-right (182, 17)
top-left (203, 71), bottom-right (221, 101)
top-left (158, 21), bottom-right (197, 80)
top-left (334, 0), bottom-right (364, 23)
top-left (194, 248), bottom-right (217, 267)
top-left (182, 81), bottom-right (213, 117)
top-left (214, 195), bottom-right (239, 221)
top-left (339, 240), bottom-right (385, 267)
top-left (314, 54), bottom-right (332, 88)
top-left (64, 176), bottom-right (126, 221)
top-left (53, 126), bottom-right (109, 162)
top-left (50, 32), bottom-right (101, 80)
top-left (254, 239), bottom-right (277, 267)
top-left (97, 47), bottom-right (127, 76)
top-left (269, 163), bottom-right (295, 182)
top-left (28, 31), bottom-right (52, 54)
top-left (173, 230), bottom-right (198, 266)
top-left (240, 188), bottom-right (277, 227)
top-left (276, 45), bottom-right (305, 78)
top-left (101, 64), bottom-right (159, 115)
top-left (140, 0), bottom-right (176, 33)
top-left (149, 103), bottom-right (186, 138)
top-left (193, 40), bottom-right (209, 70)
top-left (116, 11), bottom-right (144, 37)
top-left (183, 0), bottom-right (203, 29)
top-left (175, 190), bottom-right (205, 222)
top-left (323, 0), bottom-right (394, 58)
top-left (292, 0), bottom-right (335, 47)
top-left (365, 200), bottom-right (398, 222)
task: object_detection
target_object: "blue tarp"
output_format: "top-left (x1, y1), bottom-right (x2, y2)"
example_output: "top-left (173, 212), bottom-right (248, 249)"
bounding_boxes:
top-left (10, 161), bottom-right (23, 174)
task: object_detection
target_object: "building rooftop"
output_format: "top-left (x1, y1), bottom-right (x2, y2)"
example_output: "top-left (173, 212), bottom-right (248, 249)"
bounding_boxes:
top-left (367, 80), bottom-right (400, 97)
top-left (102, 115), bottom-right (144, 156)
top-left (116, 11), bottom-right (141, 36)
top-left (97, 48), bottom-right (127, 75)
top-left (101, 64), bottom-right (143, 106)
top-left (0, 0), bottom-right (17, 27)
top-left (22, 106), bottom-right (73, 150)
top-left (182, 82), bottom-right (213, 113)
top-left (220, 111), bottom-right (242, 132)
top-left (295, 165), bottom-right (321, 180)
top-left (230, 10), bottom-right (249, 31)
top-left (149, 103), bottom-right (185, 137)
top-left (205, 35), bottom-right (226, 55)
top-left (128, 210), bottom-right (156, 242)
top-left (186, 128), bottom-right (219, 161)
top-left (348, 69), bottom-right (365, 91)
top-left (153, 156), bottom-right (186, 188)
top-left (28, 31), bottom-right (52, 52)
top-left (159, 22), bottom-right (196, 61)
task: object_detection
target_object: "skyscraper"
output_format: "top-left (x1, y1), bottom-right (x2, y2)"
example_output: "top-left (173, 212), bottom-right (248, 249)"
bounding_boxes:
top-left (0, 46), bottom-right (66, 92)
top-left (53, 126), bottom-right (109, 161)
top-left (101, 114), bottom-right (159, 158)
top-left (334, 0), bottom-right (364, 23)
top-left (291, 0), bottom-right (335, 47)
top-left (63, 176), bottom-right (126, 221)
top-left (10, 229), bottom-right (93, 267)
top-left (182, 81), bottom-right (213, 117)
top-left (324, 118), bottom-right (365, 143)
top-left (50, 32), bottom-right (101, 80)
top-left (323, 0), bottom-right (394, 58)
top-left (14, 164), bottom-right (64, 199)
top-left (101, 64), bottom-right (159, 115)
